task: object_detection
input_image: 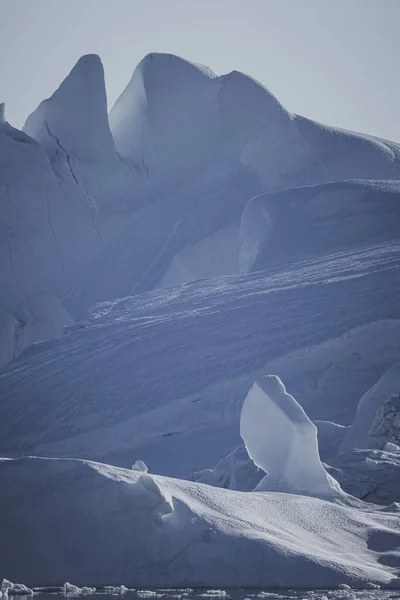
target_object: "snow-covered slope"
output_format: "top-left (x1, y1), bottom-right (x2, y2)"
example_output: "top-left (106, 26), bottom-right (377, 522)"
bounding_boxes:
top-left (1, 456), bottom-right (400, 587)
top-left (2, 241), bottom-right (400, 475)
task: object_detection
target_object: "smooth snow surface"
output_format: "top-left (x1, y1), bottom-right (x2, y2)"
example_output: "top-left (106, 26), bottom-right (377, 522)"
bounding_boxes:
top-left (1, 457), bottom-right (399, 587)
top-left (240, 376), bottom-right (342, 498)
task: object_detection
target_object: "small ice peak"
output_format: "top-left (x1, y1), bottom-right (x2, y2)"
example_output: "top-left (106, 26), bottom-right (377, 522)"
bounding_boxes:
top-left (0, 103), bottom-right (5, 124)
top-left (132, 459), bottom-right (148, 473)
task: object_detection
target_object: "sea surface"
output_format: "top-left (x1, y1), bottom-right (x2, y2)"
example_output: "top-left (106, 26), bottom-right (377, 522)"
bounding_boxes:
top-left (26, 588), bottom-right (400, 600)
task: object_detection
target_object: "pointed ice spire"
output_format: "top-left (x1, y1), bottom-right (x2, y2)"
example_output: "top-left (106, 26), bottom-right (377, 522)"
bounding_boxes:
top-left (23, 54), bottom-right (117, 163)
top-left (240, 375), bottom-right (343, 498)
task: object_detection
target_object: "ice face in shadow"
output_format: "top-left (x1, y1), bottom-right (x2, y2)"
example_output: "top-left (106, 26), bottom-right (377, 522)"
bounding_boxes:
top-left (340, 362), bottom-right (400, 454)
top-left (240, 375), bottom-right (343, 498)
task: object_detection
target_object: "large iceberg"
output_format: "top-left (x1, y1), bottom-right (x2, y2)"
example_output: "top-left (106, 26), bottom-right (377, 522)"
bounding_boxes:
top-left (2, 50), bottom-right (400, 588)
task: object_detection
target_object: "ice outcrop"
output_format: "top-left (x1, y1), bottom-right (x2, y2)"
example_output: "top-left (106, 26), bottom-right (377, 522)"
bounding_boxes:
top-left (240, 375), bottom-right (343, 498)
top-left (340, 361), bottom-right (400, 453)
top-left (328, 447), bottom-right (400, 505)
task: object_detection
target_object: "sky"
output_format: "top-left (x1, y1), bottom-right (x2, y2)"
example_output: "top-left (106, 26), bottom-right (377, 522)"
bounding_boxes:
top-left (1, 0), bottom-right (400, 140)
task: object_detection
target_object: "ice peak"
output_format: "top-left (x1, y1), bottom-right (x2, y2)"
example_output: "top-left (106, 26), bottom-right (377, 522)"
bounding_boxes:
top-left (23, 53), bottom-right (117, 163)
top-left (0, 103), bottom-right (5, 124)
top-left (61, 54), bottom-right (105, 91)
top-left (109, 52), bottom-right (219, 169)
top-left (136, 52), bottom-right (218, 80)
top-left (72, 53), bottom-right (102, 69)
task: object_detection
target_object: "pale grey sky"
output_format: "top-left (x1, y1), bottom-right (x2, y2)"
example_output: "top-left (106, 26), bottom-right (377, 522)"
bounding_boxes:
top-left (1, 0), bottom-right (399, 140)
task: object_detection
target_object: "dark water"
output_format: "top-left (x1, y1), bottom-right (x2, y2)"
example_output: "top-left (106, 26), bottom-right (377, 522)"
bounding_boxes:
top-left (27, 588), bottom-right (400, 600)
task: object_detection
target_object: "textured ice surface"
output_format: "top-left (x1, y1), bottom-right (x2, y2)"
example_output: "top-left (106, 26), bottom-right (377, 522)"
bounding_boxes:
top-left (1, 457), bottom-right (399, 587)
